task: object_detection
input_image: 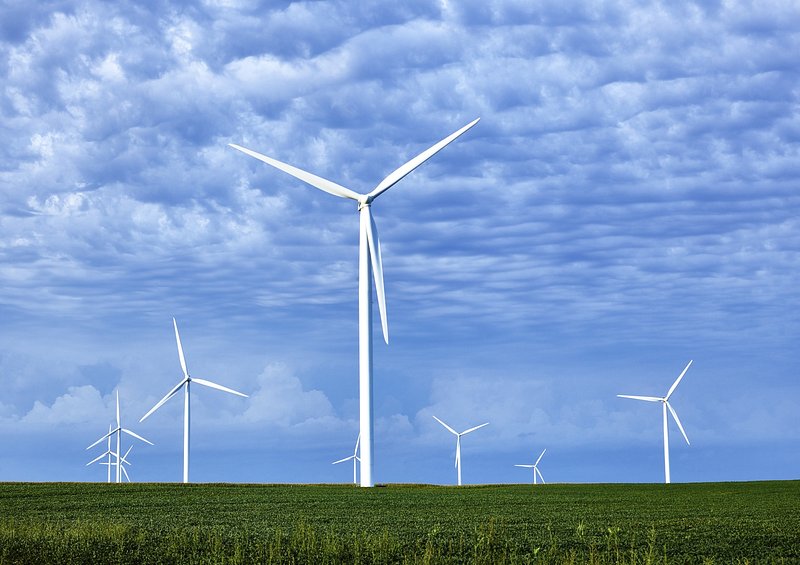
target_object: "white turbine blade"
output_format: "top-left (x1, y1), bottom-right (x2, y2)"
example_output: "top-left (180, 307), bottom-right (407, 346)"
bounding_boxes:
top-left (139, 379), bottom-right (186, 422)
top-left (461, 422), bottom-right (489, 435)
top-left (666, 360), bottom-right (693, 400)
top-left (86, 451), bottom-right (110, 466)
top-left (353, 433), bottom-right (360, 457)
top-left (666, 401), bottom-right (691, 445)
top-left (535, 448), bottom-right (547, 466)
top-left (192, 378), bottom-right (249, 398)
top-left (368, 118), bottom-right (480, 200)
top-left (432, 415), bottom-right (458, 435)
top-left (86, 429), bottom-right (117, 450)
top-left (121, 465), bottom-right (131, 483)
top-left (617, 394), bottom-right (661, 402)
top-left (122, 428), bottom-right (154, 446)
top-left (455, 436), bottom-right (461, 468)
top-left (514, 464), bottom-right (534, 468)
top-left (121, 446), bottom-right (133, 465)
top-left (536, 467), bottom-right (546, 484)
top-left (364, 208), bottom-right (388, 344)
top-left (332, 455), bottom-right (355, 465)
top-left (228, 143), bottom-right (362, 201)
top-left (116, 390), bottom-right (120, 428)
top-left (173, 318), bottom-right (189, 378)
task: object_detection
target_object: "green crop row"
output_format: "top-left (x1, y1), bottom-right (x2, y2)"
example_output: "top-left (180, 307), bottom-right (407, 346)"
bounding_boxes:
top-left (1, 481), bottom-right (798, 564)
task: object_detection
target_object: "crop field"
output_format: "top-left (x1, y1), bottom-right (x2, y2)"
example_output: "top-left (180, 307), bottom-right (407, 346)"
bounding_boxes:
top-left (0, 481), bottom-right (798, 564)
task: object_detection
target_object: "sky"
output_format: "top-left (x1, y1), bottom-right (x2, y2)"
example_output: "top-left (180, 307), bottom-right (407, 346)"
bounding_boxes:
top-left (0, 0), bottom-right (798, 485)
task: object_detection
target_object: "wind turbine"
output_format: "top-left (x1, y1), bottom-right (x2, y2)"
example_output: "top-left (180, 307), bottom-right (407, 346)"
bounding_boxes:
top-left (229, 118), bottom-right (479, 487)
top-left (87, 391), bottom-right (153, 483)
top-left (332, 433), bottom-right (360, 485)
top-left (140, 318), bottom-right (248, 483)
top-left (117, 446), bottom-right (134, 482)
top-left (514, 449), bottom-right (547, 484)
top-left (86, 423), bottom-right (115, 483)
top-left (433, 415), bottom-right (489, 486)
top-left (617, 360), bottom-right (693, 484)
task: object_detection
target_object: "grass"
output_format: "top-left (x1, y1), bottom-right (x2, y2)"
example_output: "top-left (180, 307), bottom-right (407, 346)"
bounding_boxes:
top-left (0, 481), bottom-right (798, 563)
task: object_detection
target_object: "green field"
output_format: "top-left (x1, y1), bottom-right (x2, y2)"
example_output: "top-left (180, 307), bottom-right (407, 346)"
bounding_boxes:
top-left (1, 481), bottom-right (798, 564)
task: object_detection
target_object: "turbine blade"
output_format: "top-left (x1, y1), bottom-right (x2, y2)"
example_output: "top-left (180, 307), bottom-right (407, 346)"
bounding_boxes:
top-left (455, 436), bottom-right (461, 468)
top-left (139, 379), bottom-right (186, 422)
top-left (121, 465), bottom-right (131, 483)
top-left (617, 395), bottom-right (661, 402)
top-left (228, 144), bottom-right (362, 201)
top-left (121, 446), bottom-right (133, 465)
top-left (86, 429), bottom-right (117, 450)
top-left (535, 448), bottom-right (547, 466)
top-left (122, 428), bottom-right (154, 446)
top-left (116, 390), bottom-right (120, 428)
top-left (514, 464), bottom-right (534, 468)
top-left (364, 208), bottom-right (388, 344)
top-left (353, 433), bottom-right (360, 457)
top-left (536, 468), bottom-right (546, 484)
top-left (368, 118), bottom-right (480, 200)
top-left (461, 422), bottom-right (489, 435)
top-left (173, 318), bottom-right (189, 378)
top-left (86, 452), bottom-right (109, 466)
top-left (432, 415), bottom-right (458, 435)
top-left (332, 455), bottom-right (354, 465)
top-left (666, 360), bottom-right (693, 400)
top-left (666, 401), bottom-right (691, 445)
top-left (191, 378), bottom-right (249, 398)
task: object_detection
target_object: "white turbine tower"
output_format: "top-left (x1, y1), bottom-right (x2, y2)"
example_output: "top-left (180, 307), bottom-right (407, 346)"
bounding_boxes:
top-left (617, 360), bottom-right (693, 484)
top-left (86, 423), bottom-right (115, 483)
top-left (433, 415), bottom-right (489, 486)
top-left (87, 391), bottom-right (153, 483)
top-left (514, 449), bottom-right (547, 484)
top-left (140, 318), bottom-right (248, 483)
top-left (332, 433), bottom-right (360, 485)
top-left (229, 118), bottom-right (479, 487)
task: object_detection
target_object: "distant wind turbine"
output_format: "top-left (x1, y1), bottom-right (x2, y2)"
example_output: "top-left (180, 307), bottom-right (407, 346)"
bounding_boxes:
top-left (433, 415), bottom-right (489, 486)
top-left (617, 360), bottom-right (693, 484)
top-left (87, 391), bottom-right (152, 483)
top-left (514, 449), bottom-right (547, 484)
top-left (140, 318), bottom-right (248, 483)
top-left (230, 118), bottom-right (479, 487)
top-left (86, 423), bottom-right (115, 483)
top-left (332, 433), bottom-right (360, 485)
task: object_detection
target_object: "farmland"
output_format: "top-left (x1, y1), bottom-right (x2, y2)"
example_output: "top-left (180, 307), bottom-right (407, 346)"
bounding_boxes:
top-left (0, 481), bottom-right (798, 564)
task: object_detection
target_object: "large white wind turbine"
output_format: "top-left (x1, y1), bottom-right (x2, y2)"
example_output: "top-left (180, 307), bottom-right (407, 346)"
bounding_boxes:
top-left (433, 415), bottom-right (489, 486)
top-left (514, 449), bottom-right (547, 484)
top-left (140, 318), bottom-right (248, 483)
top-left (332, 433), bottom-right (360, 485)
top-left (617, 360), bottom-right (693, 484)
top-left (230, 118), bottom-right (479, 487)
top-left (87, 391), bottom-right (152, 483)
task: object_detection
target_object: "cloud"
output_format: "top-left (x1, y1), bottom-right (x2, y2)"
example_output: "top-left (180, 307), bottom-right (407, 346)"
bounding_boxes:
top-left (20, 384), bottom-right (106, 425)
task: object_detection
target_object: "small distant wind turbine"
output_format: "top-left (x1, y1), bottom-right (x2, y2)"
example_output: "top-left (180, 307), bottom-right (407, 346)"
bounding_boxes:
top-left (617, 360), bottom-right (693, 484)
top-left (332, 433), bottom-right (360, 485)
top-left (117, 446), bottom-right (134, 482)
top-left (433, 415), bottom-right (489, 486)
top-left (86, 423), bottom-right (115, 483)
top-left (140, 318), bottom-right (248, 483)
top-left (515, 449), bottom-right (547, 484)
top-left (230, 118), bottom-right (479, 487)
top-left (87, 391), bottom-right (152, 483)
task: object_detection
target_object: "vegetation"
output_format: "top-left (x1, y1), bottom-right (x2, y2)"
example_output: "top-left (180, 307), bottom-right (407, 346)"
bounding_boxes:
top-left (1, 481), bottom-right (798, 563)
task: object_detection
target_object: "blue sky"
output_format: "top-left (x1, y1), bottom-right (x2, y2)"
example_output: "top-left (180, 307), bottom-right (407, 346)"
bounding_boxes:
top-left (1, 0), bottom-right (798, 485)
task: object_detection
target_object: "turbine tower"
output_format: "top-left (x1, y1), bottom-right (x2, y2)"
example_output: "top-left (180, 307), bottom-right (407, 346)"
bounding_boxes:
top-left (617, 360), bottom-right (693, 484)
top-left (332, 433), bottom-right (360, 485)
top-left (230, 118), bottom-right (479, 486)
top-left (433, 415), bottom-right (489, 486)
top-left (514, 448), bottom-right (547, 484)
top-left (140, 318), bottom-right (248, 483)
top-left (87, 391), bottom-right (153, 483)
